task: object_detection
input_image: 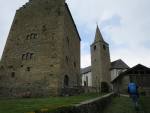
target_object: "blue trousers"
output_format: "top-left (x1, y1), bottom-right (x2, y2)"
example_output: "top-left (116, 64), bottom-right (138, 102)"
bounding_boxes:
top-left (131, 94), bottom-right (139, 108)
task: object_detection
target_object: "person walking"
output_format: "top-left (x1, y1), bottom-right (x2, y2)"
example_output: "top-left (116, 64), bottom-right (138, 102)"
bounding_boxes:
top-left (128, 82), bottom-right (139, 110)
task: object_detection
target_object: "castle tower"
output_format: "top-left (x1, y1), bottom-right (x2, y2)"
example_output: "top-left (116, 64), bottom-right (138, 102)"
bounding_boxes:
top-left (0, 0), bottom-right (81, 97)
top-left (91, 26), bottom-right (111, 92)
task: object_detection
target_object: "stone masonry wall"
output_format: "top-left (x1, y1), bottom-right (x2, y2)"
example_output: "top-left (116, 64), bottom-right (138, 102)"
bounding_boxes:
top-left (33, 93), bottom-right (114, 113)
top-left (91, 28), bottom-right (111, 91)
top-left (0, 0), bottom-right (80, 97)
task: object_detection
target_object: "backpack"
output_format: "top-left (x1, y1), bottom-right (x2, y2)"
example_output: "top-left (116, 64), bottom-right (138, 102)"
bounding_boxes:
top-left (128, 83), bottom-right (137, 94)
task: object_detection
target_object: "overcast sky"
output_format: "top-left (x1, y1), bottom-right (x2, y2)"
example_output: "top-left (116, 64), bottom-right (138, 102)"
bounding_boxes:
top-left (0, 0), bottom-right (150, 68)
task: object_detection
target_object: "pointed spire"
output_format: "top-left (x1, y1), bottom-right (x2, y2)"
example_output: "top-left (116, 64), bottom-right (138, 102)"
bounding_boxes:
top-left (94, 25), bottom-right (104, 42)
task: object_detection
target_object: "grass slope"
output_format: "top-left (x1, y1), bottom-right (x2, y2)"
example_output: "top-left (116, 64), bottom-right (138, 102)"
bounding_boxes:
top-left (140, 96), bottom-right (150, 113)
top-left (0, 93), bottom-right (102, 113)
top-left (103, 96), bottom-right (137, 113)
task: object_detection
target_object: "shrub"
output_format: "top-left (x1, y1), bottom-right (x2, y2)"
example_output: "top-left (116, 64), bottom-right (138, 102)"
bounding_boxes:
top-left (101, 82), bottom-right (109, 93)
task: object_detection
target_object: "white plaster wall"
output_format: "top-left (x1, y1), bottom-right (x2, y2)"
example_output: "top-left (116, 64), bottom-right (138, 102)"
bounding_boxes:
top-left (82, 72), bottom-right (92, 86)
top-left (111, 69), bottom-right (127, 81)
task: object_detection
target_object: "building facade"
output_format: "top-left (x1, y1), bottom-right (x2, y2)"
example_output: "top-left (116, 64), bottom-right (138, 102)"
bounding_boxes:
top-left (81, 59), bottom-right (129, 90)
top-left (111, 59), bottom-right (129, 81)
top-left (81, 66), bottom-right (92, 87)
top-left (112, 64), bottom-right (150, 95)
top-left (0, 0), bottom-right (80, 97)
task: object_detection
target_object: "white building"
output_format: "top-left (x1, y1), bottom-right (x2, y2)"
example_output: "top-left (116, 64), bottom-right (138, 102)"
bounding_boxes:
top-left (110, 59), bottom-right (129, 81)
top-left (81, 59), bottom-right (129, 87)
top-left (81, 66), bottom-right (92, 87)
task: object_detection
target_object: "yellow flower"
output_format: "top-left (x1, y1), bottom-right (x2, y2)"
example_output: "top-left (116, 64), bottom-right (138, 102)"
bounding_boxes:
top-left (40, 108), bottom-right (49, 112)
top-left (26, 112), bottom-right (35, 113)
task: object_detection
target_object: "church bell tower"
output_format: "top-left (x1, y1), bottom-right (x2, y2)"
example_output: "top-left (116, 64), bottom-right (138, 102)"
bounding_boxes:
top-left (91, 26), bottom-right (111, 92)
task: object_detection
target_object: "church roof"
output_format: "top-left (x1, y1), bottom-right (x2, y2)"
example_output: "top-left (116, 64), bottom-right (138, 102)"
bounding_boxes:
top-left (81, 59), bottom-right (129, 74)
top-left (111, 59), bottom-right (129, 69)
top-left (94, 26), bottom-right (105, 42)
top-left (81, 66), bottom-right (91, 74)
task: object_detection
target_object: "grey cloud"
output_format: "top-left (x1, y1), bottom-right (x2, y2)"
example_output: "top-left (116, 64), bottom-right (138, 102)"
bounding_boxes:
top-left (0, 0), bottom-right (150, 67)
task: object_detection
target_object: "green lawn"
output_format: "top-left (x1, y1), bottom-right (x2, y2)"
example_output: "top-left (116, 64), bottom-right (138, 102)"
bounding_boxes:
top-left (140, 96), bottom-right (150, 113)
top-left (103, 96), bottom-right (138, 113)
top-left (0, 93), bottom-right (102, 113)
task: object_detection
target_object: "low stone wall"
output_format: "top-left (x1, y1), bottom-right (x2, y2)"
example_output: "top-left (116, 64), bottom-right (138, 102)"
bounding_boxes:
top-left (60, 87), bottom-right (85, 96)
top-left (34, 93), bottom-right (114, 113)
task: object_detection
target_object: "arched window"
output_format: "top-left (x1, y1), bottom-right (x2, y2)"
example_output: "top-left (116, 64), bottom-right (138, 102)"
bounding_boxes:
top-left (22, 53), bottom-right (34, 60)
top-left (84, 81), bottom-right (87, 86)
top-left (103, 45), bottom-right (106, 50)
top-left (26, 33), bottom-right (37, 40)
top-left (27, 67), bottom-right (31, 72)
top-left (66, 36), bottom-right (69, 45)
top-left (66, 56), bottom-right (69, 63)
top-left (26, 35), bottom-right (30, 40)
top-left (22, 54), bottom-right (25, 60)
top-left (11, 72), bottom-right (15, 78)
top-left (30, 53), bottom-right (33, 59)
top-left (26, 53), bottom-right (30, 60)
top-left (64, 75), bottom-right (69, 87)
top-left (86, 76), bottom-right (88, 86)
top-left (74, 62), bottom-right (76, 68)
top-left (94, 45), bottom-right (96, 51)
top-left (42, 25), bottom-right (47, 32)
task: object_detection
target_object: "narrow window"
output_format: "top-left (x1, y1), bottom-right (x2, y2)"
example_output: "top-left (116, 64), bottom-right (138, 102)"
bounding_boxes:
top-left (30, 33), bottom-right (35, 39)
top-left (57, 8), bottom-right (61, 16)
top-left (74, 62), bottom-right (76, 68)
top-left (84, 81), bottom-right (87, 86)
top-left (64, 75), bottom-right (69, 87)
top-left (22, 54), bottom-right (25, 60)
top-left (66, 36), bottom-right (69, 45)
top-left (26, 35), bottom-right (30, 40)
top-left (94, 45), bottom-right (96, 51)
top-left (103, 45), bottom-right (106, 50)
top-left (34, 34), bottom-right (37, 39)
top-left (30, 53), bottom-right (33, 59)
top-left (86, 76), bottom-right (88, 86)
top-left (27, 67), bottom-right (30, 72)
top-left (42, 25), bottom-right (47, 32)
top-left (11, 72), bottom-right (15, 78)
top-left (26, 53), bottom-right (30, 60)
top-left (66, 56), bottom-right (69, 63)
top-left (26, 33), bottom-right (37, 40)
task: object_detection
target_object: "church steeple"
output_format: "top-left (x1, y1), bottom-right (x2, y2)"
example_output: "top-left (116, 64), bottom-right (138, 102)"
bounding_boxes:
top-left (91, 25), bottom-right (111, 92)
top-left (94, 25), bottom-right (104, 42)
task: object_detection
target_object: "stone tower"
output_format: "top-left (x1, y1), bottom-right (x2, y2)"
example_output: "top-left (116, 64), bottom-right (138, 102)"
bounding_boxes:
top-left (0, 0), bottom-right (81, 97)
top-left (91, 26), bottom-right (111, 92)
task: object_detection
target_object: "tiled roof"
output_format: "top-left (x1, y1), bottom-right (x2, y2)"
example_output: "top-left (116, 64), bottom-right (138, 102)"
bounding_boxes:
top-left (111, 59), bottom-right (129, 69)
top-left (81, 59), bottom-right (129, 75)
top-left (81, 66), bottom-right (91, 74)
